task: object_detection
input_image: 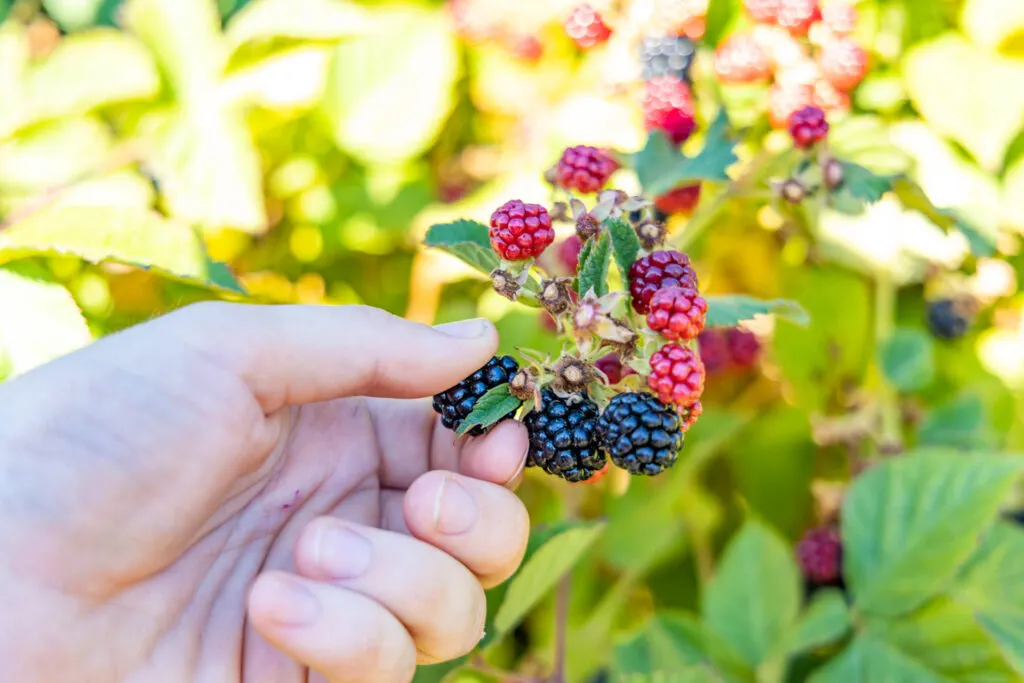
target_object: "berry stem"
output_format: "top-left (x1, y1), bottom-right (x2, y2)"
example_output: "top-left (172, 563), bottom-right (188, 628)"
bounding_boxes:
top-left (549, 575), bottom-right (571, 683)
top-left (873, 270), bottom-right (903, 453)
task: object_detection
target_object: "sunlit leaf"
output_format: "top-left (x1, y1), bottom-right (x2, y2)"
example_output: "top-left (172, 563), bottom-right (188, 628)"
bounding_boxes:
top-left (782, 589), bottom-right (850, 656)
top-left (704, 295), bottom-right (809, 327)
top-left (226, 0), bottom-right (370, 51)
top-left (455, 384), bottom-right (522, 436)
top-left (631, 112), bottom-right (738, 196)
top-left (0, 262), bottom-right (92, 377)
top-left (606, 217), bottom-right (639, 281)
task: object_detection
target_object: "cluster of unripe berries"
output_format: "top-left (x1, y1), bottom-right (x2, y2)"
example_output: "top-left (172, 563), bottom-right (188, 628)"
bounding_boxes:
top-left (714, 0), bottom-right (868, 126)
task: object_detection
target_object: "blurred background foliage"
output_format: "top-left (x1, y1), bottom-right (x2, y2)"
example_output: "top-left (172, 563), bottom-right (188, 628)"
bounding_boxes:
top-left (0, 0), bottom-right (1023, 680)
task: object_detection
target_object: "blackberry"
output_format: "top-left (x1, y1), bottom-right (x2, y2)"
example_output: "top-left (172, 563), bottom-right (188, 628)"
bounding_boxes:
top-left (639, 35), bottom-right (697, 83)
top-left (927, 298), bottom-right (973, 341)
top-left (599, 392), bottom-right (683, 475)
top-left (524, 390), bottom-right (606, 482)
top-left (433, 355), bottom-right (520, 435)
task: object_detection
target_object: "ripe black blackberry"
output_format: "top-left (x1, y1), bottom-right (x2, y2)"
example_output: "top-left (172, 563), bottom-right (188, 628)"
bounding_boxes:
top-left (524, 390), bottom-right (606, 482)
top-left (639, 35), bottom-right (696, 83)
top-left (432, 355), bottom-right (520, 435)
top-left (598, 391), bottom-right (683, 475)
top-left (927, 298), bottom-right (973, 341)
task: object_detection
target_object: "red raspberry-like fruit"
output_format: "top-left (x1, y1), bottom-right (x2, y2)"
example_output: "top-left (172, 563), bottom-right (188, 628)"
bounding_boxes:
top-left (489, 200), bottom-right (555, 261)
top-left (628, 249), bottom-right (699, 314)
top-left (726, 327), bottom-right (761, 368)
top-left (555, 145), bottom-right (619, 194)
top-left (788, 105), bottom-right (829, 148)
top-left (768, 82), bottom-right (814, 128)
top-left (819, 36), bottom-right (868, 91)
top-left (648, 343), bottom-right (706, 407)
top-left (698, 328), bottom-right (730, 373)
top-left (558, 234), bottom-right (584, 272)
top-left (744, 0), bottom-right (780, 23)
top-left (564, 4), bottom-right (612, 49)
top-left (821, 2), bottom-right (856, 34)
top-left (654, 183), bottom-right (701, 215)
top-left (714, 33), bottom-right (773, 84)
top-left (595, 353), bottom-right (636, 385)
top-left (647, 286), bottom-right (708, 341)
top-left (777, 0), bottom-right (820, 35)
top-left (797, 526), bottom-right (842, 585)
top-left (812, 78), bottom-right (851, 113)
top-left (642, 76), bottom-right (697, 145)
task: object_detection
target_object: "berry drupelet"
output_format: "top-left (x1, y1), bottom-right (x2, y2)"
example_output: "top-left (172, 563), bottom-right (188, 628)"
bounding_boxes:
top-left (489, 200), bottom-right (555, 261)
top-left (628, 249), bottom-right (698, 315)
top-left (599, 391), bottom-right (684, 475)
top-left (432, 356), bottom-right (520, 435)
top-left (648, 343), bottom-right (706, 407)
top-left (641, 75), bottom-right (697, 145)
top-left (788, 105), bottom-right (829, 148)
top-left (639, 35), bottom-right (697, 83)
top-left (647, 286), bottom-right (708, 342)
top-left (555, 146), bottom-right (619, 195)
top-left (524, 390), bottom-right (607, 482)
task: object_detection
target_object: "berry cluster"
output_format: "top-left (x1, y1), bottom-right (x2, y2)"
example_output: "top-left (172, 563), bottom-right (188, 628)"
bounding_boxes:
top-left (698, 327), bottom-right (761, 373)
top-left (431, 167), bottom-right (715, 481)
top-left (715, 1), bottom-right (868, 126)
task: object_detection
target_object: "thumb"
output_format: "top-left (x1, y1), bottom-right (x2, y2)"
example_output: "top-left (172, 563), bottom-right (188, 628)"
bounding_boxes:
top-left (154, 302), bottom-right (498, 412)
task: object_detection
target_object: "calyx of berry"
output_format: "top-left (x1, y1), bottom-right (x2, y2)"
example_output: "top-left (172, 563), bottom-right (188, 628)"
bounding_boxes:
top-left (550, 355), bottom-right (602, 395)
top-left (635, 218), bottom-right (667, 250)
top-left (539, 277), bottom-right (575, 316)
top-left (491, 268), bottom-right (522, 301)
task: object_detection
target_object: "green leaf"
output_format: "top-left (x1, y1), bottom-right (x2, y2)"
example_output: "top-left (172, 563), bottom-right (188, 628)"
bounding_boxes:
top-left (810, 634), bottom-right (951, 683)
top-left (704, 295), bottom-right (809, 327)
top-left (226, 0), bottom-right (370, 52)
top-left (455, 384), bottom-right (522, 436)
top-left (917, 394), bottom-right (995, 450)
top-left (830, 160), bottom-right (894, 215)
top-left (702, 520), bottom-right (801, 668)
top-left (904, 34), bottom-right (1024, 171)
top-left (140, 105), bottom-right (267, 232)
top-left (577, 231), bottom-right (611, 296)
top-left (424, 219), bottom-right (491, 249)
top-left (0, 263), bottom-right (92, 377)
top-left (320, 5), bottom-right (458, 165)
top-left (424, 220), bottom-right (498, 276)
top-left (412, 658), bottom-right (468, 683)
top-left (782, 589), bottom-right (850, 656)
top-left (702, 0), bottom-right (740, 46)
top-left (952, 522), bottom-right (1024, 674)
top-left (493, 521), bottom-right (604, 637)
top-left (606, 217), bottom-right (639, 281)
top-left (891, 176), bottom-right (998, 257)
top-left (879, 328), bottom-right (935, 392)
top-left (0, 117), bottom-right (113, 192)
top-left (0, 206), bottom-right (244, 293)
top-left (842, 451), bottom-right (1024, 618)
top-left (124, 0), bottom-right (225, 100)
top-left (631, 113), bottom-right (738, 196)
top-left (21, 29), bottom-right (159, 127)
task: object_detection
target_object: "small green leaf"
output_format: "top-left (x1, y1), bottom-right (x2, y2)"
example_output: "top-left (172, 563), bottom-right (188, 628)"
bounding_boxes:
top-left (810, 634), bottom-right (948, 683)
top-left (577, 231), bottom-right (611, 296)
top-left (891, 176), bottom-right (998, 257)
top-left (455, 384), bottom-right (522, 436)
top-left (879, 328), bottom-right (935, 392)
top-left (842, 450), bottom-right (1024, 618)
top-left (702, 520), bottom-right (801, 668)
top-left (0, 262), bottom-right (92, 377)
top-left (952, 522), bottom-right (1024, 676)
top-left (225, 0), bottom-right (370, 52)
top-left (782, 589), bottom-right (850, 656)
top-left (704, 295), bottom-right (810, 327)
top-left (830, 160), bottom-right (894, 215)
top-left (614, 612), bottom-right (752, 682)
top-left (631, 112), bottom-right (738, 196)
top-left (917, 394), bottom-right (994, 450)
top-left (424, 219), bottom-right (491, 249)
top-left (0, 206), bottom-right (244, 293)
top-left (493, 521), bottom-right (604, 637)
top-left (424, 220), bottom-right (499, 276)
top-left (606, 217), bottom-right (639, 281)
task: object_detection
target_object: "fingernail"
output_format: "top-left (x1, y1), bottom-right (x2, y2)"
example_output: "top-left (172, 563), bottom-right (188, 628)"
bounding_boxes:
top-left (436, 318), bottom-right (490, 339)
top-left (315, 525), bottom-right (373, 579)
top-left (505, 448), bottom-right (528, 488)
top-left (433, 476), bottom-right (478, 535)
top-left (261, 575), bottom-right (320, 627)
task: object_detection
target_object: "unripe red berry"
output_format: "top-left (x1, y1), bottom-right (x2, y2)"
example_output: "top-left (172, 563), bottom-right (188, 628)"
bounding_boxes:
top-left (642, 76), bottom-right (697, 145)
top-left (654, 184), bottom-right (702, 215)
top-left (714, 33), bottom-right (773, 84)
top-left (648, 343), bottom-right (706, 407)
top-left (555, 146), bottom-right (619, 194)
top-left (788, 105), bottom-right (829, 148)
top-left (489, 200), bottom-right (555, 261)
top-left (564, 4), bottom-right (612, 49)
top-left (819, 35), bottom-right (869, 91)
top-left (628, 249), bottom-right (699, 315)
top-left (797, 526), bottom-right (842, 585)
top-left (647, 286), bottom-right (708, 341)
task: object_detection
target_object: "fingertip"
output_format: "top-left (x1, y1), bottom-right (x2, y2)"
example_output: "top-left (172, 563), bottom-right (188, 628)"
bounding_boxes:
top-left (460, 420), bottom-right (530, 487)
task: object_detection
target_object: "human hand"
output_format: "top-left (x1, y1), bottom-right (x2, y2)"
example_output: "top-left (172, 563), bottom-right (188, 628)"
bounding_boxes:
top-left (0, 303), bottom-right (530, 683)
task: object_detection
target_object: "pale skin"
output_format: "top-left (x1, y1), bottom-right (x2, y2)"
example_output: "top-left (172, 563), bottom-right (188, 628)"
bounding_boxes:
top-left (0, 303), bottom-right (532, 683)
